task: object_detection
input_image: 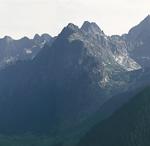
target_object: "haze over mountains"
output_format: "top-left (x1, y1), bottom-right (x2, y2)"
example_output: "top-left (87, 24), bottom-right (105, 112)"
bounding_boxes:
top-left (0, 33), bottom-right (53, 69)
top-left (0, 15), bottom-right (150, 146)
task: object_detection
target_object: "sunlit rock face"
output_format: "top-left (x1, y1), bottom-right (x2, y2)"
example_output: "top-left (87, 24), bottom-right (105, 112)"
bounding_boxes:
top-left (66, 21), bottom-right (141, 87)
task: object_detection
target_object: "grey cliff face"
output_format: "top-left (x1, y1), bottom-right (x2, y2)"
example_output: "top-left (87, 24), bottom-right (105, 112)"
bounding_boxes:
top-left (63, 21), bottom-right (141, 87)
top-left (124, 15), bottom-right (150, 67)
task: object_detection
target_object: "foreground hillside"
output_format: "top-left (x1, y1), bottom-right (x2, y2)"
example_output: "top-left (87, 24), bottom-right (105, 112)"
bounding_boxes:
top-left (78, 87), bottom-right (150, 146)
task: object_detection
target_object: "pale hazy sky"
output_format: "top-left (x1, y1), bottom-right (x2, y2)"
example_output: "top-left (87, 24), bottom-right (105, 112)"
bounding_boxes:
top-left (0, 0), bottom-right (149, 39)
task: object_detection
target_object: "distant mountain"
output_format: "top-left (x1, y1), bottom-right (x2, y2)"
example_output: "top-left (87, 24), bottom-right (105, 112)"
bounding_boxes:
top-left (0, 34), bottom-right (53, 69)
top-left (78, 86), bottom-right (150, 146)
top-left (124, 15), bottom-right (150, 67)
top-left (0, 21), bottom-right (141, 135)
top-left (0, 16), bottom-right (149, 146)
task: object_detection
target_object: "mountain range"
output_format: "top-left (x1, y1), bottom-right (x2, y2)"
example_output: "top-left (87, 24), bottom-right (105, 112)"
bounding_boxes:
top-left (0, 15), bottom-right (150, 146)
top-left (0, 33), bottom-right (53, 69)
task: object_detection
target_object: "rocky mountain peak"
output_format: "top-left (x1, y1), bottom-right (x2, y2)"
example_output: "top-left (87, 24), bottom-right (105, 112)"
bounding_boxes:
top-left (128, 15), bottom-right (150, 41)
top-left (58, 23), bottom-right (80, 39)
top-left (135, 15), bottom-right (150, 30)
top-left (3, 36), bottom-right (13, 43)
top-left (54, 21), bottom-right (141, 74)
top-left (67, 23), bottom-right (79, 31)
top-left (126, 15), bottom-right (150, 67)
top-left (33, 34), bottom-right (41, 41)
top-left (41, 33), bottom-right (52, 42)
top-left (33, 33), bottom-right (52, 43)
top-left (142, 14), bottom-right (150, 24)
top-left (81, 21), bottom-right (104, 36)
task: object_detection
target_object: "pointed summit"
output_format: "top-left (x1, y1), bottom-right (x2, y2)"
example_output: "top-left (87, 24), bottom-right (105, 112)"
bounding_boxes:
top-left (143, 14), bottom-right (150, 21)
top-left (58, 23), bottom-right (79, 39)
top-left (139, 14), bottom-right (150, 26)
top-left (128, 15), bottom-right (150, 40)
top-left (81, 21), bottom-right (104, 35)
top-left (41, 33), bottom-right (52, 41)
top-left (3, 36), bottom-right (13, 43)
top-left (3, 36), bottom-right (13, 41)
top-left (66, 23), bottom-right (79, 32)
top-left (81, 21), bottom-right (101, 31)
top-left (33, 34), bottom-right (41, 40)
